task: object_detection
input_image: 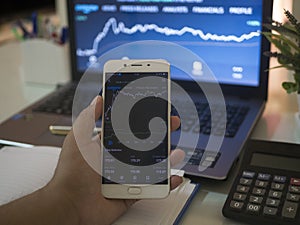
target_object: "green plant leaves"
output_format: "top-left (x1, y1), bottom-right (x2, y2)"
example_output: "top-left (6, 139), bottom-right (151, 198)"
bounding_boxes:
top-left (262, 10), bottom-right (300, 94)
top-left (262, 32), bottom-right (300, 55)
top-left (282, 82), bottom-right (299, 94)
top-left (263, 23), bottom-right (299, 42)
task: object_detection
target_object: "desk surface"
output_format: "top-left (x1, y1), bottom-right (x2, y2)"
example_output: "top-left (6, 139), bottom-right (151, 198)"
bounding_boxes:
top-left (1, 41), bottom-right (300, 225)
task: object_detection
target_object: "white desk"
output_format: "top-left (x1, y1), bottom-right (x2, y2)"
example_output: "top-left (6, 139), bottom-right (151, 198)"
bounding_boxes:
top-left (1, 41), bottom-right (300, 225)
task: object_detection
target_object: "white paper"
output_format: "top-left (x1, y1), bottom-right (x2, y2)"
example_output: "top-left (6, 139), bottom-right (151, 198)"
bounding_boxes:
top-left (0, 146), bottom-right (61, 205)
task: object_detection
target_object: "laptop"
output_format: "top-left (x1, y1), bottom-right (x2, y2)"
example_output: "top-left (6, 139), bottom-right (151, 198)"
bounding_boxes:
top-left (0, 0), bottom-right (273, 180)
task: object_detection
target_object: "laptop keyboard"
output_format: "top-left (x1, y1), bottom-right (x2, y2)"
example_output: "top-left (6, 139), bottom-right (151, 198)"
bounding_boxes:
top-left (33, 84), bottom-right (77, 115)
top-left (186, 147), bottom-right (221, 168)
top-left (174, 100), bottom-right (249, 138)
top-left (171, 145), bottom-right (221, 168)
top-left (170, 100), bottom-right (249, 166)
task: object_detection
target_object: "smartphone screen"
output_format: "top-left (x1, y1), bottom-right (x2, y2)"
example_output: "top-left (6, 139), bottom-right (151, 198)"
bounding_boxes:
top-left (102, 71), bottom-right (169, 185)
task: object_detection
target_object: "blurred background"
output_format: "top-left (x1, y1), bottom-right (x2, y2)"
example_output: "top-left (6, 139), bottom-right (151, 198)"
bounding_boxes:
top-left (0, 1), bottom-right (55, 24)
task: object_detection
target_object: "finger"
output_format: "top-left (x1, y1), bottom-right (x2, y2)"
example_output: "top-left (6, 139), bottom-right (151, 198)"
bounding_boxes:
top-left (123, 199), bottom-right (139, 210)
top-left (170, 149), bottom-right (185, 168)
top-left (72, 96), bottom-right (102, 145)
top-left (170, 175), bottom-right (183, 190)
top-left (70, 96), bottom-right (103, 174)
top-left (94, 96), bottom-right (103, 120)
top-left (171, 116), bottom-right (180, 131)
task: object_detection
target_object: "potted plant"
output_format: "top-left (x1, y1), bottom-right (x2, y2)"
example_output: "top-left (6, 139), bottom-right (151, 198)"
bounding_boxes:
top-left (262, 9), bottom-right (300, 118)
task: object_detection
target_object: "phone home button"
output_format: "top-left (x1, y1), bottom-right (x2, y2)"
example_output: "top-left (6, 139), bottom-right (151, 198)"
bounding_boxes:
top-left (128, 187), bottom-right (142, 195)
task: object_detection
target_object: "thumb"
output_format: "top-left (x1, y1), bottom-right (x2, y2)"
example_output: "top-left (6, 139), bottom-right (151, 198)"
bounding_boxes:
top-left (72, 95), bottom-right (102, 145)
top-left (90, 95), bottom-right (103, 120)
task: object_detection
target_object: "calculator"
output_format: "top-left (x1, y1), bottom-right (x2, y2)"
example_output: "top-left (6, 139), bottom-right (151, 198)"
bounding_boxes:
top-left (222, 140), bottom-right (300, 225)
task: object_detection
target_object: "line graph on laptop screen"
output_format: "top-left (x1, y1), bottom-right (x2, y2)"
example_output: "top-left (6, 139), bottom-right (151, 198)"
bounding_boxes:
top-left (73, 0), bottom-right (264, 87)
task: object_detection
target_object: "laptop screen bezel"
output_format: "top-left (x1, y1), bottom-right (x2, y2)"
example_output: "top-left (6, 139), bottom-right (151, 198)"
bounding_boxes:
top-left (67, 0), bottom-right (273, 100)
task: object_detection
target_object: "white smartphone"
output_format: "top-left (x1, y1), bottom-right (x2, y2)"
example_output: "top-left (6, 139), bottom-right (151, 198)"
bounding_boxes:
top-left (101, 59), bottom-right (171, 199)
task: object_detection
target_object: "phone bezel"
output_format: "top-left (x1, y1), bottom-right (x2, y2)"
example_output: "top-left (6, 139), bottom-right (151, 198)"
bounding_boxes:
top-left (101, 59), bottom-right (171, 199)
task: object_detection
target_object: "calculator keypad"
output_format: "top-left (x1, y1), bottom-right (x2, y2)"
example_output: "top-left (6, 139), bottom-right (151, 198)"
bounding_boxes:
top-left (229, 171), bottom-right (300, 221)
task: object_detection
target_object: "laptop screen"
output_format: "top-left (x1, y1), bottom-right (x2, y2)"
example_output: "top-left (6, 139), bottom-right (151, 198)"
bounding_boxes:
top-left (70, 0), bottom-right (267, 87)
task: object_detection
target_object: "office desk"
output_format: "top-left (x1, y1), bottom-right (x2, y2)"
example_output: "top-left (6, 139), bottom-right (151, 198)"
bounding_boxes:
top-left (1, 41), bottom-right (300, 225)
top-left (180, 60), bottom-right (300, 224)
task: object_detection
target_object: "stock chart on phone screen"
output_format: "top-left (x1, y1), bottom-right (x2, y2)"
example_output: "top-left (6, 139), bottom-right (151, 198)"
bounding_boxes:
top-left (102, 72), bottom-right (169, 184)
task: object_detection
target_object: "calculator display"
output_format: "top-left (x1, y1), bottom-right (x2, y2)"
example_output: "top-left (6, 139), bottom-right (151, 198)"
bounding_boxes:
top-left (251, 153), bottom-right (300, 172)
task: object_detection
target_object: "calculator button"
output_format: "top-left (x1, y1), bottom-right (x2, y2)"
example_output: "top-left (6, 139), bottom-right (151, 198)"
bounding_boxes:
top-left (237, 185), bottom-right (250, 193)
top-left (240, 178), bottom-right (252, 186)
top-left (252, 187), bottom-right (266, 196)
top-left (255, 180), bottom-right (268, 188)
top-left (273, 175), bottom-right (286, 183)
top-left (230, 200), bottom-right (244, 211)
top-left (268, 190), bottom-right (282, 199)
top-left (289, 185), bottom-right (300, 194)
top-left (266, 198), bottom-right (280, 207)
top-left (233, 193), bottom-right (247, 201)
top-left (242, 171), bottom-right (255, 179)
top-left (291, 178), bottom-right (300, 186)
top-left (287, 193), bottom-right (300, 202)
top-left (282, 201), bottom-right (298, 219)
top-left (257, 173), bottom-right (271, 181)
top-left (271, 182), bottom-right (285, 191)
top-left (263, 206), bottom-right (278, 216)
top-left (246, 203), bottom-right (261, 214)
top-left (249, 195), bottom-right (263, 204)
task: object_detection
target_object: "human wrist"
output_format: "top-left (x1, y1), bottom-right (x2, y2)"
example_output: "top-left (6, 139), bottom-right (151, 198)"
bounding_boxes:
top-left (0, 182), bottom-right (80, 225)
top-left (41, 183), bottom-right (80, 225)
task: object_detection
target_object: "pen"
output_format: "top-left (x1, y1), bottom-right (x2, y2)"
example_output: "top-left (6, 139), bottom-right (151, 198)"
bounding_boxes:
top-left (49, 125), bottom-right (102, 135)
top-left (37, 15), bottom-right (44, 37)
top-left (60, 27), bottom-right (68, 44)
top-left (31, 12), bottom-right (38, 37)
top-left (43, 17), bottom-right (51, 39)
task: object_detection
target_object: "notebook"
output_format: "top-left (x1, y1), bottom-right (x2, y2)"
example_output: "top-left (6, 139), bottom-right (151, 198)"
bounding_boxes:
top-left (0, 146), bottom-right (199, 225)
top-left (0, 0), bottom-right (274, 180)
